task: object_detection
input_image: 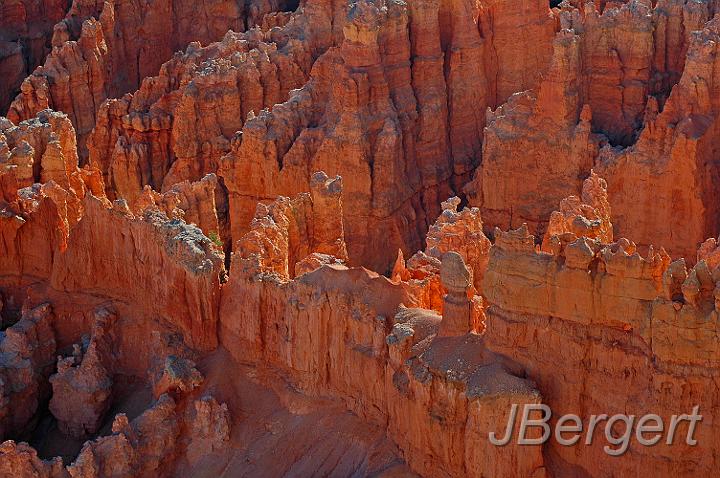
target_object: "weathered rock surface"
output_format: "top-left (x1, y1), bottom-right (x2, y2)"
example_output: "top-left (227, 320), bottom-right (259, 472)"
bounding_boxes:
top-left (482, 220), bottom-right (720, 475)
top-left (152, 355), bottom-right (203, 399)
top-left (397, 196), bottom-right (492, 294)
top-left (0, 440), bottom-right (68, 478)
top-left (5, 0), bottom-right (720, 476)
top-left (221, 237), bottom-right (545, 477)
top-left (0, 0), bottom-right (70, 113)
top-left (134, 173), bottom-right (222, 242)
top-left (0, 110), bottom-right (225, 354)
top-left (0, 110), bottom-right (105, 282)
top-left (466, 28), bottom-right (597, 235)
top-left (220, 0), bottom-right (555, 271)
top-left (7, 0), bottom-right (289, 160)
top-left (66, 394), bottom-right (181, 477)
top-left (49, 342), bottom-right (112, 439)
top-left (0, 304), bottom-right (57, 440)
top-left (87, 0), bottom-right (344, 201)
top-left (235, 170), bottom-right (348, 279)
top-left (468, 1), bottom-right (720, 260)
top-left (48, 310), bottom-right (116, 439)
top-left (594, 10), bottom-right (720, 259)
top-left (541, 170), bottom-right (613, 251)
top-left (184, 395), bottom-right (231, 466)
top-left (436, 252), bottom-right (473, 337)
top-left (77, 0), bottom-right (556, 271)
top-left (50, 195), bottom-right (225, 351)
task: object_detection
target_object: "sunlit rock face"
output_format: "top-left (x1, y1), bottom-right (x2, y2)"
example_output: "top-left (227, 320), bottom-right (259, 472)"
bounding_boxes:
top-left (3, 1), bottom-right (720, 477)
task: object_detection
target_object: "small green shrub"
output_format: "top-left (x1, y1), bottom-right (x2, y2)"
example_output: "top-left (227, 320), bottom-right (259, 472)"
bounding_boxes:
top-left (208, 231), bottom-right (223, 248)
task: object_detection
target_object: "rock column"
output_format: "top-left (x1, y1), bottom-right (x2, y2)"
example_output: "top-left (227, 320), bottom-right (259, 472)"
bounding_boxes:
top-left (438, 251), bottom-right (472, 337)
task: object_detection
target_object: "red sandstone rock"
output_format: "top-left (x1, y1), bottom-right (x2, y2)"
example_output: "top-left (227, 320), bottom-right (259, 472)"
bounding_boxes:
top-left (87, 25), bottom-right (314, 201)
top-left (424, 196), bottom-right (491, 292)
top-left (5, 0), bottom-right (720, 476)
top-left (221, 243), bottom-right (545, 477)
top-left (389, 196), bottom-right (491, 322)
top-left (468, 1), bottom-right (720, 260)
top-left (697, 235), bottom-right (720, 270)
top-left (234, 171), bottom-right (348, 279)
top-left (294, 252), bottom-right (345, 277)
top-left (0, 304), bottom-right (57, 439)
top-left (594, 12), bottom-right (720, 259)
top-left (219, 0), bottom-right (556, 271)
top-left (0, 0), bottom-right (70, 113)
top-left (48, 310), bottom-right (116, 439)
top-left (134, 173), bottom-right (222, 241)
top-left (466, 29), bottom-right (598, 235)
top-left (184, 396), bottom-right (231, 466)
top-left (541, 170), bottom-right (613, 251)
top-left (391, 250), bottom-right (444, 312)
top-left (482, 221), bottom-right (720, 475)
top-left (152, 355), bottom-right (203, 399)
top-left (0, 440), bottom-right (67, 478)
top-left (50, 195), bottom-right (225, 351)
top-left (67, 394), bottom-right (180, 477)
top-left (8, 0), bottom-right (285, 161)
top-left (436, 252), bottom-right (473, 337)
top-left (49, 342), bottom-right (112, 439)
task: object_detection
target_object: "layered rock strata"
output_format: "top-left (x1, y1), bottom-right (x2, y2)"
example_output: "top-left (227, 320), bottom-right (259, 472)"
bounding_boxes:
top-left (87, 0), bottom-right (347, 201)
top-left (234, 170), bottom-right (348, 279)
top-left (74, 0), bottom-right (556, 272)
top-left (393, 196), bottom-right (492, 301)
top-left (483, 223), bottom-right (720, 475)
top-left (48, 310), bottom-right (116, 439)
top-left (0, 304), bottom-right (57, 440)
top-left (468, 1), bottom-right (720, 260)
top-left (221, 233), bottom-right (546, 477)
top-left (7, 0), bottom-right (290, 159)
top-left (3, 0), bottom-right (720, 477)
top-left (0, 0), bottom-right (70, 113)
top-left (541, 170), bottom-right (613, 251)
top-left (221, 0), bottom-right (555, 270)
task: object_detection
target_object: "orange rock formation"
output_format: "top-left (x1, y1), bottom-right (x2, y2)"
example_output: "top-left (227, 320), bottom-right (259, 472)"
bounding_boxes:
top-left (4, 0), bottom-right (720, 477)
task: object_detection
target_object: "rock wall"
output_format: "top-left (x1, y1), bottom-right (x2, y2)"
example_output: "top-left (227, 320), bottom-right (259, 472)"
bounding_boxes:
top-left (19, 0), bottom-right (554, 274)
top-left (7, 0), bottom-right (287, 160)
top-left (87, 0), bottom-right (345, 201)
top-left (541, 170), bottom-right (613, 251)
top-left (234, 170), bottom-right (348, 279)
top-left (0, 110), bottom-right (104, 281)
top-left (483, 224), bottom-right (720, 476)
top-left (48, 309), bottom-right (116, 439)
top-left (0, 0), bottom-right (71, 113)
top-left (5, 0), bottom-right (720, 476)
top-left (0, 304), bottom-right (57, 439)
top-left (595, 12), bottom-right (720, 260)
top-left (468, 1), bottom-right (720, 260)
top-left (49, 195), bottom-right (224, 351)
top-left (220, 254), bottom-right (546, 477)
top-left (220, 0), bottom-right (554, 271)
top-left (1, 111), bottom-right (225, 354)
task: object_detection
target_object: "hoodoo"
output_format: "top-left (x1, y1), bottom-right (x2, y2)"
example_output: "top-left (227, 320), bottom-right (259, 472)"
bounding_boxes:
top-left (1, 0), bottom-right (720, 476)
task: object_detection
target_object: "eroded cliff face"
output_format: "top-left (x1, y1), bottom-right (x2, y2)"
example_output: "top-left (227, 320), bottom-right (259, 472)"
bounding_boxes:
top-left (221, 223), bottom-right (545, 477)
top-left (482, 224), bottom-right (720, 476)
top-left (467, 0), bottom-right (720, 261)
top-left (5, 0), bottom-right (720, 477)
top-left (0, 0), bottom-right (71, 114)
top-left (6, 0), bottom-right (291, 160)
top-left (218, 0), bottom-right (555, 271)
top-left (0, 111), bottom-right (236, 476)
top-left (49, 0), bottom-right (557, 273)
top-left (594, 11), bottom-right (720, 260)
